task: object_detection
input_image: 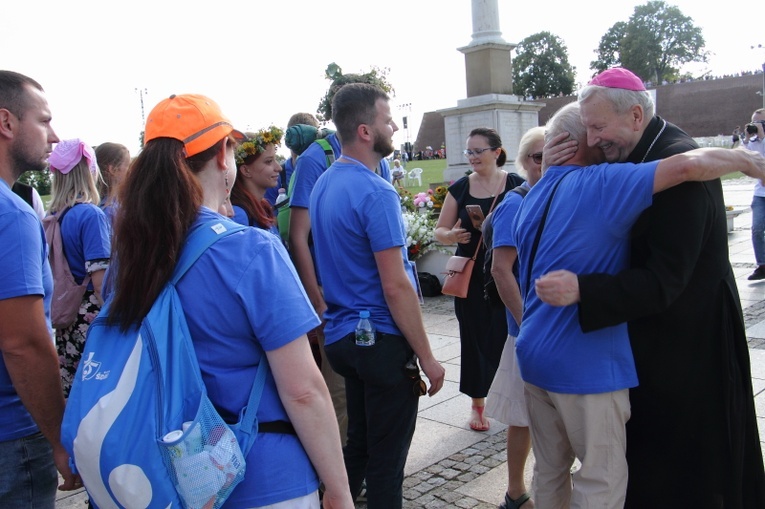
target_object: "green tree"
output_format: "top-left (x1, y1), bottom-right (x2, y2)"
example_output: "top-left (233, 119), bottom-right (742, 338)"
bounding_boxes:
top-left (591, 22), bottom-right (627, 76)
top-left (316, 62), bottom-right (395, 123)
top-left (17, 169), bottom-right (52, 195)
top-left (590, 1), bottom-right (706, 84)
top-left (512, 32), bottom-right (576, 99)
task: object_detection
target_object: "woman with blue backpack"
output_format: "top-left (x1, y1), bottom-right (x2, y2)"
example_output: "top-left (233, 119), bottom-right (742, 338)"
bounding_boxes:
top-left (103, 94), bottom-right (353, 509)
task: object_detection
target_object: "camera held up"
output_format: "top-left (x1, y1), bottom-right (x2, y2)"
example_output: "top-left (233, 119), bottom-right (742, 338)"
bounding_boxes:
top-left (745, 120), bottom-right (765, 139)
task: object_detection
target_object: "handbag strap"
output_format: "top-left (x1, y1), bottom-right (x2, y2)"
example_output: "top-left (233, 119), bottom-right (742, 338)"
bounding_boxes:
top-left (470, 178), bottom-right (504, 261)
top-left (523, 169), bottom-right (576, 297)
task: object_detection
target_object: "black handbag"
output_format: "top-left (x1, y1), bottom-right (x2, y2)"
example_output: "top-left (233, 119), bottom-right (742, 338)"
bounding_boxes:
top-left (417, 272), bottom-right (442, 297)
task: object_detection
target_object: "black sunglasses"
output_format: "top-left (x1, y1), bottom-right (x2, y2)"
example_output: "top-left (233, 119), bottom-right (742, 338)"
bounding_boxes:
top-left (528, 152), bottom-right (543, 164)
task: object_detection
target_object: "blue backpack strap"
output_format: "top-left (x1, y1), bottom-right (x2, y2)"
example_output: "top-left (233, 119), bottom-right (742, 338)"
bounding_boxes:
top-left (236, 357), bottom-right (270, 454)
top-left (171, 218), bottom-right (246, 284)
top-left (168, 217), bottom-right (269, 455)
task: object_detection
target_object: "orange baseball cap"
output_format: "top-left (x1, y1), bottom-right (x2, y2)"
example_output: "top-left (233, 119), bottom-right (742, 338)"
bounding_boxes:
top-left (144, 94), bottom-right (244, 157)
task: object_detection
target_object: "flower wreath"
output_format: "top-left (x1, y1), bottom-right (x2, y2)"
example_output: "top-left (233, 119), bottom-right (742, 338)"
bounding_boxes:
top-left (235, 125), bottom-right (284, 166)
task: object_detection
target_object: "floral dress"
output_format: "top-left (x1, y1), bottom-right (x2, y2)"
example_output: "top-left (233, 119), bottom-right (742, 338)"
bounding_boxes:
top-left (57, 261), bottom-right (108, 396)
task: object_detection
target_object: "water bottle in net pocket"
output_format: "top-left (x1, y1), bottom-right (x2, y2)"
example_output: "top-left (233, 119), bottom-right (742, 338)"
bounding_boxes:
top-left (159, 396), bottom-right (246, 509)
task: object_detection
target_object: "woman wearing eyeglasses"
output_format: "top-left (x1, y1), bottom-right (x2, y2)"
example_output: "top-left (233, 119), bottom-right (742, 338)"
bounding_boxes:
top-left (434, 127), bottom-right (524, 432)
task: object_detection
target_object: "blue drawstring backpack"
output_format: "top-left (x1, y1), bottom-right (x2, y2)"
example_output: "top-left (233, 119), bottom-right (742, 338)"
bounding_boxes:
top-left (61, 219), bottom-right (268, 509)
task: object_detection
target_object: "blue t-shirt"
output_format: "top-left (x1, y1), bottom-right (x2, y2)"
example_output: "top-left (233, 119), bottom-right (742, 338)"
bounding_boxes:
top-left (509, 162), bottom-right (657, 394)
top-left (59, 203), bottom-right (111, 289)
top-left (0, 180), bottom-right (53, 441)
top-left (176, 207), bottom-right (321, 506)
top-left (99, 198), bottom-right (118, 233)
top-left (310, 160), bottom-right (416, 344)
top-left (231, 204), bottom-right (280, 238)
top-left (491, 182), bottom-right (529, 337)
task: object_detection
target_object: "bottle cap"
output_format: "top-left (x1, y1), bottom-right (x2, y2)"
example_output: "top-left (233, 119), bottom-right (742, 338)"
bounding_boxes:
top-left (162, 430), bottom-right (184, 443)
top-left (360, 310), bottom-right (370, 318)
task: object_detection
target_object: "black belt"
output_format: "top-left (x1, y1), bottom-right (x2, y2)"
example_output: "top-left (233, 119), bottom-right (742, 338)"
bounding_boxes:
top-left (342, 331), bottom-right (405, 342)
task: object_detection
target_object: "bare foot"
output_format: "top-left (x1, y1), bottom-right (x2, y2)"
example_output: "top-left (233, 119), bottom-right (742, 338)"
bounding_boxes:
top-left (470, 405), bottom-right (490, 431)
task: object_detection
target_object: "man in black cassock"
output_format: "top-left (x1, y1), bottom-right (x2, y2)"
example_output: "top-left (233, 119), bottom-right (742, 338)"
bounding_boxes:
top-left (536, 67), bottom-right (765, 508)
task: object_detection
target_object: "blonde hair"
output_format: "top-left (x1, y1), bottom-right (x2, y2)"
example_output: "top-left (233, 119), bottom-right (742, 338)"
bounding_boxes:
top-left (48, 158), bottom-right (101, 214)
top-left (517, 126), bottom-right (546, 174)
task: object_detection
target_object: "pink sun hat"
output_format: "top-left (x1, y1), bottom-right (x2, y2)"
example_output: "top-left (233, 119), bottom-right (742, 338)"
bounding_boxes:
top-left (588, 67), bottom-right (646, 91)
top-left (49, 139), bottom-right (98, 175)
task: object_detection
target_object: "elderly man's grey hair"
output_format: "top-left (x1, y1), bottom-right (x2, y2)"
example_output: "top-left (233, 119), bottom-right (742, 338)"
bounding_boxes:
top-left (545, 102), bottom-right (586, 144)
top-left (578, 85), bottom-right (655, 119)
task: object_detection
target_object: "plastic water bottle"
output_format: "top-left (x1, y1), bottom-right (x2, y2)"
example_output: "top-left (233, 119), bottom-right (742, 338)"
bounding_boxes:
top-left (275, 188), bottom-right (288, 207)
top-left (355, 310), bottom-right (376, 346)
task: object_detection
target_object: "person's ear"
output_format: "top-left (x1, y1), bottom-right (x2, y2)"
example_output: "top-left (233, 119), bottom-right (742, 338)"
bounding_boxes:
top-left (631, 105), bottom-right (644, 131)
top-left (357, 123), bottom-right (373, 143)
top-left (215, 139), bottom-right (231, 170)
top-left (0, 109), bottom-right (16, 139)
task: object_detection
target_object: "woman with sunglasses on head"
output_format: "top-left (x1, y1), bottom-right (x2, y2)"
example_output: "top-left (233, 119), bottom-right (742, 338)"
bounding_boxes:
top-left (483, 126), bottom-right (545, 509)
top-left (434, 127), bottom-right (525, 432)
top-left (107, 94), bottom-right (352, 509)
top-left (46, 139), bottom-right (111, 398)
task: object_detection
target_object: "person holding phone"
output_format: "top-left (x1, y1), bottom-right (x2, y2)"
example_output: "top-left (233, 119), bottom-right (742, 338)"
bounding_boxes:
top-left (434, 127), bottom-right (524, 431)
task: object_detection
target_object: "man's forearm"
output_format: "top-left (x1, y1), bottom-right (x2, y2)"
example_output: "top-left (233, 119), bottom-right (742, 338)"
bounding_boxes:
top-left (4, 340), bottom-right (65, 447)
top-left (383, 279), bottom-right (432, 359)
top-left (289, 207), bottom-right (325, 312)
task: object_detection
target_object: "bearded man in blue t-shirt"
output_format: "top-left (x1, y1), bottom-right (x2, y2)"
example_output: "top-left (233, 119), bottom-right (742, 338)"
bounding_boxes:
top-left (310, 83), bottom-right (445, 509)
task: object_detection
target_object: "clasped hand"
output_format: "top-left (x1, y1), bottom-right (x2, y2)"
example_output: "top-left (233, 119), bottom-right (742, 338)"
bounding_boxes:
top-left (535, 269), bottom-right (580, 306)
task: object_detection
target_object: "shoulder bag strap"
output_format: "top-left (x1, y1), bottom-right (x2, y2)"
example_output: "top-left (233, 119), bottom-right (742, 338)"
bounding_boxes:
top-left (523, 169), bottom-right (576, 297)
top-left (470, 179), bottom-right (505, 261)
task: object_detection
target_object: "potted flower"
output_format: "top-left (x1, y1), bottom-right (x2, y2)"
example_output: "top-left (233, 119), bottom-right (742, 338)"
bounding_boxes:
top-left (413, 192), bottom-right (434, 213)
top-left (397, 187), bottom-right (415, 213)
top-left (431, 185), bottom-right (447, 209)
top-left (402, 210), bottom-right (438, 261)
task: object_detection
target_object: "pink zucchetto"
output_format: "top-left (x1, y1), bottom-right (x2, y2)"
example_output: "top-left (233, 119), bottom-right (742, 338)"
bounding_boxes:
top-left (49, 139), bottom-right (98, 175)
top-left (588, 67), bottom-right (646, 92)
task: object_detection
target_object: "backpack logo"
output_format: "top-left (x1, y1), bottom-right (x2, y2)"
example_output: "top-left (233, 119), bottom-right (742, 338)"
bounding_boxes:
top-left (81, 352), bottom-right (108, 381)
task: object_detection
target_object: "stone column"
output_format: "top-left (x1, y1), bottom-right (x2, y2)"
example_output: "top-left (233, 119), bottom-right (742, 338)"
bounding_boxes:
top-left (470, 0), bottom-right (505, 46)
top-left (460, 0), bottom-right (514, 98)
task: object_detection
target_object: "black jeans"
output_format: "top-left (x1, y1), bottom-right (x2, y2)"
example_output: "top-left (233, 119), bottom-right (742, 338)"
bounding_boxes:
top-left (325, 332), bottom-right (419, 509)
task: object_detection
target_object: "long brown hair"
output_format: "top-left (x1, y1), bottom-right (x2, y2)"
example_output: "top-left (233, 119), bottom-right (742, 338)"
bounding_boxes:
top-left (229, 150), bottom-right (274, 230)
top-left (95, 142), bottom-right (130, 205)
top-left (109, 137), bottom-right (224, 329)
